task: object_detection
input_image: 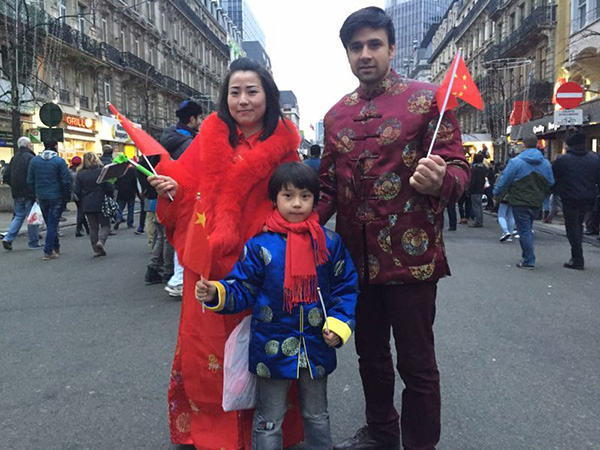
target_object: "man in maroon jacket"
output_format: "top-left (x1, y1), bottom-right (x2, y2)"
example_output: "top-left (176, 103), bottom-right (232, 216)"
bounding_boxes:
top-left (318, 7), bottom-right (470, 450)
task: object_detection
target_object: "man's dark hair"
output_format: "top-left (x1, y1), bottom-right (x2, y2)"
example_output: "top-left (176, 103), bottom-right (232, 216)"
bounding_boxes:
top-left (309, 144), bottom-right (321, 157)
top-left (473, 153), bottom-right (484, 164)
top-left (44, 138), bottom-right (58, 150)
top-left (176, 99), bottom-right (203, 124)
top-left (268, 162), bottom-right (320, 205)
top-left (339, 7), bottom-right (396, 49)
top-left (218, 57), bottom-right (286, 147)
top-left (566, 131), bottom-right (586, 148)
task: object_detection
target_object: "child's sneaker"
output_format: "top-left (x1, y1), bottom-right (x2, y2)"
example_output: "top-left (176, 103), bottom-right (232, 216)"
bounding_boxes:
top-left (165, 284), bottom-right (183, 297)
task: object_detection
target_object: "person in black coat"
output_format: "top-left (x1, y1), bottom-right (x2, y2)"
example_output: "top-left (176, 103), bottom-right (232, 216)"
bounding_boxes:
top-left (74, 152), bottom-right (114, 256)
top-left (552, 131), bottom-right (600, 269)
top-left (468, 152), bottom-right (488, 227)
top-left (114, 165), bottom-right (138, 229)
top-left (2, 136), bottom-right (42, 250)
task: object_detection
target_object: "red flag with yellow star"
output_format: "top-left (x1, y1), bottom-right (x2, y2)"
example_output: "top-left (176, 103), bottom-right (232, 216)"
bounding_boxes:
top-left (181, 193), bottom-right (211, 277)
top-left (108, 103), bottom-right (169, 157)
top-left (435, 53), bottom-right (484, 112)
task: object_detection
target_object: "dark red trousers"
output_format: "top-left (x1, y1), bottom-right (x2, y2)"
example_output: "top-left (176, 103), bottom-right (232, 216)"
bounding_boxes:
top-left (355, 282), bottom-right (440, 450)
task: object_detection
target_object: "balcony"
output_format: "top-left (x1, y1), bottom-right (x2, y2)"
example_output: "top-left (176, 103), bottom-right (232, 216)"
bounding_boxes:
top-left (173, 0), bottom-right (229, 57)
top-left (497, 6), bottom-right (555, 57)
top-left (48, 22), bottom-right (102, 59)
top-left (487, 0), bottom-right (511, 20)
top-left (483, 45), bottom-right (499, 62)
top-left (455, 0), bottom-right (487, 39)
top-left (102, 43), bottom-right (123, 66)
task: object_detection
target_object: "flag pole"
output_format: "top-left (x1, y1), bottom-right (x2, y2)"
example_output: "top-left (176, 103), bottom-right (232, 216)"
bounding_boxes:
top-left (317, 287), bottom-right (330, 333)
top-left (426, 48), bottom-right (463, 158)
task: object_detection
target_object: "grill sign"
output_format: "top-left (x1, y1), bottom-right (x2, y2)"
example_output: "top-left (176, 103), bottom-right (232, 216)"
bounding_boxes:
top-left (64, 115), bottom-right (95, 129)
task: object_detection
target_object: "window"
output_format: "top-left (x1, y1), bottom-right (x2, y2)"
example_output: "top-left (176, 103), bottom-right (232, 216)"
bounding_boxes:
top-left (147, 2), bottom-right (156, 24)
top-left (120, 30), bottom-right (125, 51)
top-left (104, 81), bottom-right (111, 104)
top-left (58, 0), bottom-right (67, 22)
top-left (78, 4), bottom-right (87, 33)
top-left (135, 39), bottom-right (140, 57)
top-left (578, 0), bottom-right (587, 29)
top-left (101, 18), bottom-right (108, 42)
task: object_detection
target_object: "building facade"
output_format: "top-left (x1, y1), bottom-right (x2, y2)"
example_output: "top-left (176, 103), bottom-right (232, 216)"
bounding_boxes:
top-left (385, 0), bottom-right (453, 75)
top-left (0, 0), bottom-right (243, 161)
top-left (280, 90), bottom-right (300, 130)
top-left (221, 0), bottom-right (266, 48)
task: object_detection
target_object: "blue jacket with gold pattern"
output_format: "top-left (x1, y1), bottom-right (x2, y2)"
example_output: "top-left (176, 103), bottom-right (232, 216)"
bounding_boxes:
top-left (205, 227), bottom-right (358, 380)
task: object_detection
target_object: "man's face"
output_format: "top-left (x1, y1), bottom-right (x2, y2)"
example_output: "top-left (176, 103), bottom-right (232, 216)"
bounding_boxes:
top-left (189, 115), bottom-right (202, 132)
top-left (346, 27), bottom-right (395, 90)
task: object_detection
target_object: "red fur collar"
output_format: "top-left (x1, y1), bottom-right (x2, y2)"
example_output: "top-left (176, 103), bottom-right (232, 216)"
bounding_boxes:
top-left (197, 113), bottom-right (300, 257)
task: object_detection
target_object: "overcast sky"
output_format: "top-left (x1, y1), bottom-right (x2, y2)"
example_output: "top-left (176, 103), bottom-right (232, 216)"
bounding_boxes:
top-left (246, 0), bottom-right (385, 141)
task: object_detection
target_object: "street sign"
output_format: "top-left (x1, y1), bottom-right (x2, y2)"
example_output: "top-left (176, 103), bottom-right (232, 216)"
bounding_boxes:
top-left (554, 109), bottom-right (583, 126)
top-left (40, 127), bottom-right (64, 142)
top-left (39, 103), bottom-right (63, 127)
top-left (556, 82), bottom-right (584, 109)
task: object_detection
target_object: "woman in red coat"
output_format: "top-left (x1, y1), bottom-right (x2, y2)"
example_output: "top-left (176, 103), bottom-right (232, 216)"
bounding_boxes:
top-left (150, 58), bottom-right (303, 449)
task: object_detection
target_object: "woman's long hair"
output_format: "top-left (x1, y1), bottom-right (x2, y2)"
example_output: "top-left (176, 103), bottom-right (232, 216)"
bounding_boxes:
top-left (78, 152), bottom-right (102, 172)
top-left (217, 57), bottom-right (287, 147)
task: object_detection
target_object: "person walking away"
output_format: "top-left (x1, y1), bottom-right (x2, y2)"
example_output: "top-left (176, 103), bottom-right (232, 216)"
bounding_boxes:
top-left (457, 190), bottom-right (471, 224)
top-left (445, 202), bottom-right (457, 230)
top-left (493, 164), bottom-right (516, 242)
top-left (468, 153), bottom-right (487, 228)
top-left (197, 162), bottom-right (358, 448)
top-left (114, 166), bottom-right (137, 229)
top-left (2, 136), bottom-right (43, 250)
top-left (551, 131), bottom-right (600, 270)
top-left (74, 152), bottom-right (114, 256)
top-left (27, 138), bottom-right (71, 260)
top-left (149, 57), bottom-right (304, 449)
top-left (69, 156), bottom-right (89, 237)
top-left (100, 144), bottom-right (113, 166)
top-left (316, 8), bottom-right (470, 450)
top-left (304, 144), bottom-right (322, 174)
top-left (493, 135), bottom-right (554, 269)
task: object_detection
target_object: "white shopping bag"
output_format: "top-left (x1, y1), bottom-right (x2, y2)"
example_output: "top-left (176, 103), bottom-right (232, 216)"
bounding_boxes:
top-left (26, 202), bottom-right (44, 226)
top-left (222, 315), bottom-right (257, 412)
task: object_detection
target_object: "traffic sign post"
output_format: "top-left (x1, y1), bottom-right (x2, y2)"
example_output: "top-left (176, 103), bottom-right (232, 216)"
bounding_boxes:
top-left (554, 109), bottom-right (583, 126)
top-left (556, 82), bottom-right (584, 109)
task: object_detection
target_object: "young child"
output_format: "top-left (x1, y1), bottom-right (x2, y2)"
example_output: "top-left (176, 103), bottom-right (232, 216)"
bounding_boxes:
top-left (196, 162), bottom-right (358, 449)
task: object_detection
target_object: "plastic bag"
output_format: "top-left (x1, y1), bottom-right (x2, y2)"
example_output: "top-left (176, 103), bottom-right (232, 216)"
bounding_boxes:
top-left (222, 315), bottom-right (257, 412)
top-left (26, 202), bottom-right (44, 226)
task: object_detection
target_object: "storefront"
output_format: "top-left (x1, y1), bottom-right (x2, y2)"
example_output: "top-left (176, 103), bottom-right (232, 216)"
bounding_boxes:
top-left (31, 105), bottom-right (100, 163)
top-left (98, 115), bottom-right (139, 156)
top-left (0, 111), bottom-right (35, 161)
top-left (461, 133), bottom-right (493, 161)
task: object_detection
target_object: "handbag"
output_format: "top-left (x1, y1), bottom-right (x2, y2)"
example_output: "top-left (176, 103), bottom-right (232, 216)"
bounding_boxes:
top-left (222, 315), bottom-right (257, 412)
top-left (101, 195), bottom-right (119, 219)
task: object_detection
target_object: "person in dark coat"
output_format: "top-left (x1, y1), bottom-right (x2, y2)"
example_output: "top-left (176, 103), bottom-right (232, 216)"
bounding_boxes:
top-left (100, 144), bottom-right (114, 166)
top-left (2, 136), bottom-right (42, 250)
top-left (552, 131), bottom-right (600, 270)
top-left (468, 152), bottom-right (487, 227)
top-left (159, 99), bottom-right (203, 160)
top-left (114, 166), bottom-right (137, 229)
top-left (304, 144), bottom-right (322, 173)
top-left (69, 156), bottom-right (89, 237)
top-left (27, 138), bottom-right (71, 260)
top-left (74, 152), bottom-right (114, 256)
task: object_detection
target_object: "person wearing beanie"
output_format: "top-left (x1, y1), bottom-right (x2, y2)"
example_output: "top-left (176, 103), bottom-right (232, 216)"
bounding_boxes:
top-left (159, 99), bottom-right (203, 161)
top-left (69, 155), bottom-right (89, 237)
top-left (100, 144), bottom-right (114, 166)
top-left (552, 131), bottom-right (600, 270)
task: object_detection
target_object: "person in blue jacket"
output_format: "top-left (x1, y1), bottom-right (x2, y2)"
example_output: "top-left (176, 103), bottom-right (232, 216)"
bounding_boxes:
top-left (196, 162), bottom-right (358, 449)
top-left (493, 135), bottom-right (554, 269)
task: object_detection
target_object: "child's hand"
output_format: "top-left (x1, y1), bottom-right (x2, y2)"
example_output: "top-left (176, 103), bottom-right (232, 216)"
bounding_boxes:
top-left (195, 277), bottom-right (216, 303)
top-left (323, 328), bottom-right (341, 347)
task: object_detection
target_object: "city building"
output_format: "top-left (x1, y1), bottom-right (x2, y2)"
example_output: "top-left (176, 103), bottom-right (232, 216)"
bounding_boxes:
top-left (0, 0), bottom-right (241, 161)
top-left (220, 0), bottom-right (266, 48)
top-left (280, 90), bottom-right (300, 130)
top-left (385, 0), bottom-right (453, 76)
top-left (315, 119), bottom-right (324, 145)
top-left (242, 41), bottom-right (272, 73)
top-left (408, 23), bottom-right (438, 82)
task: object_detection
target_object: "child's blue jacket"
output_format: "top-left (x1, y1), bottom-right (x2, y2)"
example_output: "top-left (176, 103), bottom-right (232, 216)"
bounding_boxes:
top-left (205, 227), bottom-right (358, 380)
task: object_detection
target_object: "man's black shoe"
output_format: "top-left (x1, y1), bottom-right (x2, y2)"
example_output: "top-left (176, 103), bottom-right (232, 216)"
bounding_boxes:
top-left (563, 259), bottom-right (584, 270)
top-left (145, 266), bottom-right (163, 284)
top-left (333, 426), bottom-right (400, 450)
top-left (2, 240), bottom-right (12, 251)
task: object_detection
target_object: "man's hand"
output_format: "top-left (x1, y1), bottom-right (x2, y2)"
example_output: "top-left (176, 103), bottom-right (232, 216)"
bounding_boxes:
top-left (409, 155), bottom-right (447, 197)
top-left (195, 277), bottom-right (217, 303)
top-left (148, 175), bottom-right (178, 199)
top-left (323, 328), bottom-right (341, 347)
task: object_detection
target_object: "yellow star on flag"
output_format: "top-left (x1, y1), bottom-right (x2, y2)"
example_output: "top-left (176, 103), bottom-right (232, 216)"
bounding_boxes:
top-left (195, 212), bottom-right (206, 227)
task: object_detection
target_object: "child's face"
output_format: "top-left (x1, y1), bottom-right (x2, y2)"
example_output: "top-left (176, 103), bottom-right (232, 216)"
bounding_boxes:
top-left (276, 184), bottom-right (315, 223)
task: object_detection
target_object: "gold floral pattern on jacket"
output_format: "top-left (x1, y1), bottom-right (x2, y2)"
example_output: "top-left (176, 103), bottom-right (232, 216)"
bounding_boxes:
top-left (374, 172), bottom-right (402, 200)
top-left (409, 260), bottom-right (436, 280)
top-left (208, 354), bottom-right (222, 373)
top-left (402, 142), bottom-right (419, 169)
top-left (407, 90), bottom-right (435, 114)
top-left (336, 128), bottom-right (356, 153)
top-left (377, 214), bottom-right (397, 255)
top-left (376, 118), bottom-right (402, 146)
top-left (402, 228), bottom-right (429, 256)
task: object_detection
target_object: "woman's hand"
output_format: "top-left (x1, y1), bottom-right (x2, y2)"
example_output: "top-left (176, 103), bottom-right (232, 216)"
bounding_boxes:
top-left (148, 175), bottom-right (178, 199)
top-left (195, 277), bottom-right (217, 303)
top-left (323, 328), bottom-right (341, 347)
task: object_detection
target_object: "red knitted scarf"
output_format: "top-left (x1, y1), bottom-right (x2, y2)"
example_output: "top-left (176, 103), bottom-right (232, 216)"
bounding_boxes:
top-left (266, 209), bottom-right (329, 312)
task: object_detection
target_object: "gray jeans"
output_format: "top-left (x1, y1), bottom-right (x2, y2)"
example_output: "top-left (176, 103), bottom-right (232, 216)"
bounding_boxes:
top-left (252, 369), bottom-right (331, 450)
top-left (470, 193), bottom-right (483, 226)
top-left (85, 212), bottom-right (110, 249)
top-left (149, 221), bottom-right (174, 275)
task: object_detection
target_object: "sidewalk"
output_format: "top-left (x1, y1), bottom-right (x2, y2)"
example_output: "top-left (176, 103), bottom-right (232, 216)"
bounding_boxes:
top-left (483, 210), bottom-right (600, 247)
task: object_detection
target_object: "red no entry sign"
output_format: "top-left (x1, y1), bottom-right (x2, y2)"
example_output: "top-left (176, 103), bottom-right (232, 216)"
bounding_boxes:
top-left (556, 82), bottom-right (584, 109)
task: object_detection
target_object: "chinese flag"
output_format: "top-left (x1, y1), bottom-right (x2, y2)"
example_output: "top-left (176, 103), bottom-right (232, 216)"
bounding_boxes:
top-left (181, 196), bottom-right (211, 278)
top-left (435, 52), bottom-right (484, 112)
top-left (108, 103), bottom-right (169, 157)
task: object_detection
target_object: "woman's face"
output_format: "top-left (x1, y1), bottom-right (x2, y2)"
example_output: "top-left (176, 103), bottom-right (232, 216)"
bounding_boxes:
top-left (227, 70), bottom-right (267, 136)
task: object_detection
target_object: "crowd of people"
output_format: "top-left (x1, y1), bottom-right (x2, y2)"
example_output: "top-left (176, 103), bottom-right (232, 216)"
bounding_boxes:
top-left (1, 5), bottom-right (599, 450)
